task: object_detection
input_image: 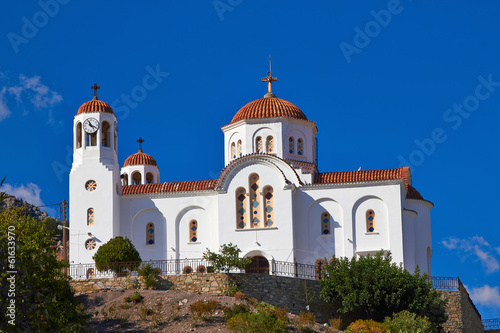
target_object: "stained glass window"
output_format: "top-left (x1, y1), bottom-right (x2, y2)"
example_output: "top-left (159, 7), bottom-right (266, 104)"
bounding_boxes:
top-left (249, 173), bottom-right (261, 228)
top-left (263, 186), bottom-right (274, 227)
top-left (366, 210), bottom-right (375, 232)
top-left (322, 212), bottom-right (330, 235)
top-left (315, 259), bottom-right (326, 280)
top-left (231, 142), bottom-right (236, 160)
top-left (237, 140), bottom-right (242, 157)
top-left (236, 187), bottom-right (247, 229)
top-left (297, 138), bottom-right (304, 156)
top-left (87, 208), bottom-right (94, 226)
top-left (266, 136), bottom-right (274, 153)
top-left (289, 137), bottom-right (294, 154)
top-left (256, 137), bottom-right (263, 153)
top-left (146, 222), bottom-right (155, 245)
top-left (190, 220), bottom-right (198, 242)
top-left (85, 180), bottom-right (97, 191)
top-left (85, 239), bottom-right (96, 251)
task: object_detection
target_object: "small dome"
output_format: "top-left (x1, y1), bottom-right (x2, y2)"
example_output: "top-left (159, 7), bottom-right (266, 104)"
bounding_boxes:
top-left (231, 97), bottom-right (308, 124)
top-left (123, 151), bottom-right (157, 167)
top-left (77, 97), bottom-right (114, 115)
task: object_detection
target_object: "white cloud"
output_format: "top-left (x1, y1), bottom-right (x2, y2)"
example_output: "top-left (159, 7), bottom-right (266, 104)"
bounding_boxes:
top-left (469, 285), bottom-right (500, 307)
top-left (442, 236), bottom-right (500, 273)
top-left (0, 73), bottom-right (62, 123)
top-left (2, 183), bottom-right (45, 207)
top-left (0, 87), bottom-right (12, 121)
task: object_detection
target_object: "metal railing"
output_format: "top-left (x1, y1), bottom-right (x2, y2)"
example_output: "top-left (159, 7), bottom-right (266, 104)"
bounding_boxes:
top-left (426, 276), bottom-right (460, 290)
top-left (483, 318), bottom-right (500, 330)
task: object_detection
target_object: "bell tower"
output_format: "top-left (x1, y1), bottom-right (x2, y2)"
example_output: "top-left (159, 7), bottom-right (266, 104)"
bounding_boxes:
top-left (69, 84), bottom-right (121, 265)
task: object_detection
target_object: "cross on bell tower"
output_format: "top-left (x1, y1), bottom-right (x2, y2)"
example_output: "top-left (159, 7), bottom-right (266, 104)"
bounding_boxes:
top-left (261, 55), bottom-right (277, 98)
top-left (137, 137), bottom-right (144, 152)
top-left (91, 83), bottom-right (100, 100)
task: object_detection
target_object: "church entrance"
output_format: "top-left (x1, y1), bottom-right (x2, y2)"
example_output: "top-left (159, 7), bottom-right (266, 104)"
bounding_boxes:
top-left (246, 256), bottom-right (269, 274)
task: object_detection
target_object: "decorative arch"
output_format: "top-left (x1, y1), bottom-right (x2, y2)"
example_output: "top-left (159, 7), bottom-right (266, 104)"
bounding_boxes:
top-left (76, 122), bottom-right (82, 149)
top-left (101, 121), bottom-right (110, 147)
top-left (249, 173), bottom-right (261, 228)
top-left (146, 172), bottom-right (154, 184)
top-left (236, 187), bottom-right (247, 229)
top-left (87, 208), bottom-right (94, 226)
top-left (189, 220), bottom-right (198, 242)
top-left (263, 186), bottom-right (274, 227)
top-left (146, 222), bottom-right (155, 245)
top-left (255, 137), bottom-right (263, 153)
top-left (132, 171), bottom-right (141, 185)
top-left (266, 136), bottom-right (274, 153)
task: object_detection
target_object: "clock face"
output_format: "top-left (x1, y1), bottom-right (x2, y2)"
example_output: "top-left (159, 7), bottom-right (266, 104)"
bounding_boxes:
top-left (83, 117), bottom-right (100, 134)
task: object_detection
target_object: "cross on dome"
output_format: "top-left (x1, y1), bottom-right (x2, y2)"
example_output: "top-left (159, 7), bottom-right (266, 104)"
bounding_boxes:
top-left (261, 55), bottom-right (277, 98)
top-left (91, 83), bottom-right (100, 100)
top-left (137, 137), bottom-right (144, 152)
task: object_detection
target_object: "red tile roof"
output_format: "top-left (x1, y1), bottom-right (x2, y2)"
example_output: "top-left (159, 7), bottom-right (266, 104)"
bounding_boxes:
top-left (406, 185), bottom-right (424, 200)
top-left (231, 97), bottom-right (308, 124)
top-left (122, 180), bottom-right (216, 195)
top-left (123, 151), bottom-right (157, 167)
top-left (77, 97), bottom-right (114, 115)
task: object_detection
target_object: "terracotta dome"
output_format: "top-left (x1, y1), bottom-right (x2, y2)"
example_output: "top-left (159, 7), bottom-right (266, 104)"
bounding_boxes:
top-left (77, 97), bottom-right (114, 115)
top-left (230, 97), bottom-right (308, 124)
top-left (123, 150), bottom-right (157, 167)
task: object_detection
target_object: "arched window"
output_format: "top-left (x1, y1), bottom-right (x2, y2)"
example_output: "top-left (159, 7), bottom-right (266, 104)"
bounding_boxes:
top-left (366, 210), bottom-right (375, 232)
top-left (190, 220), bottom-right (198, 242)
top-left (86, 132), bottom-right (97, 146)
top-left (237, 140), bottom-right (242, 157)
top-left (76, 122), bottom-right (82, 149)
top-left (263, 186), bottom-right (274, 227)
top-left (87, 208), bottom-right (94, 226)
top-left (249, 173), bottom-right (261, 228)
top-left (315, 259), bottom-right (326, 280)
top-left (256, 137), bottom-right (263, 153)
top-left (266, 136), bottom-right (274, 153)
top-left (132, 172), bottom-right (141, 185)
top-left (236, 187), bottom-right (247, 229)
top-left (297, 138), bottom-right (304, 155)
top-left (231, 142), bottom-right (236, 160)
top-left (146, 222), bottom-right (155, 245)
top-left (101, 121), bottom-right (110, 147)
top-left (289, 137), bottom-right (295, 154)
top-left (322, 212), bottom-right (330, 235)
top-left (122, 173), bottom-right (128, 186)
top-left (146, 172), bottom-right (154, 184)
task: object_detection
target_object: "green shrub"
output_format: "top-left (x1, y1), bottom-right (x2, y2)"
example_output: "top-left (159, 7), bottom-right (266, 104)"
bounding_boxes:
top-left (223, 303), bottom-right (251, 322)
top-left (347, 319), bottom-right (389, 333)
top-left (227, 312), bottom-right (288, 333)
top-left (189, 299), bottom-right (220, 322)
top-left (138, 263), bottom-right (158, 289)
top-left (384, 310), bottom-right (433, 333)
top-left (92, 236), bottom-right (141, 275)
top-left (124, 291), bottom-right (144, 303)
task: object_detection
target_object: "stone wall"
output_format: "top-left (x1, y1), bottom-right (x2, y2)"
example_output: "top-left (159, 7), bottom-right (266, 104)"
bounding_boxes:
top-left (440, 289), bottom-right (484, 333)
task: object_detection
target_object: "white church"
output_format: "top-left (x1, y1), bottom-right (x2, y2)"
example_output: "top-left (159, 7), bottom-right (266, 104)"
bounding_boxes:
top-left (69, 72), bottom-right (433, 277)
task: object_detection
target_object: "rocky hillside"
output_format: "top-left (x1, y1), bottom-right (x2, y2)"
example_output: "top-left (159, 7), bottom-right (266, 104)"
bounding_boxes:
top-left (0, 194), bottom-right (50, 221)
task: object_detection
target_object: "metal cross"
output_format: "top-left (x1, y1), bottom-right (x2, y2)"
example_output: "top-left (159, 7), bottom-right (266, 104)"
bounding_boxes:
top-left (261, 56), bottom-right (277, 97)
top-left (91, 83), bottom-right (100, 98)
top-left (137, 137), bottom-right (144, 152)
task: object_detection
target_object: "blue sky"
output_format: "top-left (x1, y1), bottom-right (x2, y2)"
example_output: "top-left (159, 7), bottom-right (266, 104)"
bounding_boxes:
top-left (1, 0), bottom-right (500, 319)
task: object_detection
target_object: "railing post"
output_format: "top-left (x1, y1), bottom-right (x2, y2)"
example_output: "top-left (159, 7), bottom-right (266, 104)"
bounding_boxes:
top-left (294, 260), bottom-right (298, 278)
top-left (271, 258), bottom-right (276, 275)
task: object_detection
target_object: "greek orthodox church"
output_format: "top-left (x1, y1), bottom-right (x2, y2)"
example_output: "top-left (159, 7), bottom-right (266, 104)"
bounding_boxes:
top-left (69, 72), bottom-right (433, 276)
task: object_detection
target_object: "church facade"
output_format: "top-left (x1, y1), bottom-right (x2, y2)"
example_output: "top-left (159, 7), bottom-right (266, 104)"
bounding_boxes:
top-left (69, 76), bottom-right (433, 276)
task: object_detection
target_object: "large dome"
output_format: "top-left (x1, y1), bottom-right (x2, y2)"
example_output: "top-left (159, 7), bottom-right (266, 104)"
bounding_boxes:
top-left (230, 97), bottom-right (308, 124)
top-left (77, 97), bottom-right (114, 115)
top-left (123, 151), bottom-right (157, 167)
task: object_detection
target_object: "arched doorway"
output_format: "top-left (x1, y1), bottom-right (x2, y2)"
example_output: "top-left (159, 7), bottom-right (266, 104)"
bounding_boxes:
top-left (246, 256), bottom-right (269, 274)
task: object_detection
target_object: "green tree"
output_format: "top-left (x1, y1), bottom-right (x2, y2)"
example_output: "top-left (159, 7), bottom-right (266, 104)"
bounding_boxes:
top-left (319, 251), bottom-right (447, 326)
top-left (93, 236), bottom-right (141, 275)
top-left (0, 208), bottom-right (89, 332)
